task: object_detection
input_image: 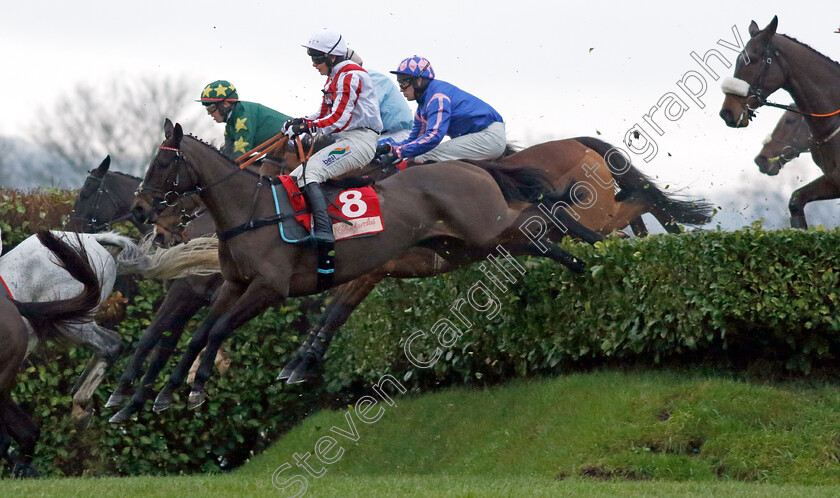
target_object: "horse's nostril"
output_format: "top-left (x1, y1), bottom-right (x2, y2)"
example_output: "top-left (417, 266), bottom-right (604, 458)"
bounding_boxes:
top-left (754, 155), bottom-right (768, 169)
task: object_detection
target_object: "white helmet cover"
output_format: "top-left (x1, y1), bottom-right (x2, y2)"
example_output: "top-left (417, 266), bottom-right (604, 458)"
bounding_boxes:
top-left (303, 29), bottom-right (347, 57)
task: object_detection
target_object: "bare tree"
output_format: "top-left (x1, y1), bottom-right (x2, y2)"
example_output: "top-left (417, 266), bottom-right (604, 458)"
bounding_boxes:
top-left (30, 75), bottom-right (215, 178)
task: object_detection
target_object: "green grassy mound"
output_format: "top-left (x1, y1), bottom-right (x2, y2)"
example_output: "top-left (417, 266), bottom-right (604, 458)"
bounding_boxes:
top-left (8, 370), bottom-right (840, 496)
top-left (241, 370), bottom-right (840, 488)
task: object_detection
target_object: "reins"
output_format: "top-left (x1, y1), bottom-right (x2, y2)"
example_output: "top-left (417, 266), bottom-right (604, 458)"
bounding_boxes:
top-left (731, 40), bottom-right (840, 146)
top-left (235, 133), bottom-right (289, 170)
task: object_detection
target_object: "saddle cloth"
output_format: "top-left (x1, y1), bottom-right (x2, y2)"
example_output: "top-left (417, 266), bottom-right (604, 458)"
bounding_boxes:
top-left (274, 175), bottom-right (384, 242)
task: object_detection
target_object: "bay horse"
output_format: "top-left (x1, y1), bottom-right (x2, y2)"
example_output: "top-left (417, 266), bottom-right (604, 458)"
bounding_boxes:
top-left (0, 231), bottom-right (100, 478)
top-left (274, 134), bottom-right (714, 382)
top-left (720, 16), bottom-right (840, 228)
top-left (131, 119), bottom-right (599, 412)
top-left (755, 108), bottom-right (812, 176)
top-left (284, 135), bottom-right (714, 237)
top-left (139, 133), bottom-right (714, 387)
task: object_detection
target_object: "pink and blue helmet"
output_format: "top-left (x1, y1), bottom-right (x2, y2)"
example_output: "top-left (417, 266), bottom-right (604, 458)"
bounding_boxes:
top-left (390, 56), bottom-right (435, 80)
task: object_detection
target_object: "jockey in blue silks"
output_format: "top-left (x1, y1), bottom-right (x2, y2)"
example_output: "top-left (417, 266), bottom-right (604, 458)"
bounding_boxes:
top-left (374, 56), bottom-right (506, 167)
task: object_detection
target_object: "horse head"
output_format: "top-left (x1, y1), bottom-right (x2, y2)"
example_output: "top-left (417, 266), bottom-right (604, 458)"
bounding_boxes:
top-left (755, 109), bottom-right (812, 175)
top-left (132, 119), bottom-right (195, 224)
top-left (152, 194), bottom-right (206, 247)
top-left (720, 16), bottom-right (783, 128)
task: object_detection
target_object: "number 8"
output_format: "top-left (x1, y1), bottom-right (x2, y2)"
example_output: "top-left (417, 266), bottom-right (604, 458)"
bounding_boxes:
top-left (339, 190), bottom-right (367, 218)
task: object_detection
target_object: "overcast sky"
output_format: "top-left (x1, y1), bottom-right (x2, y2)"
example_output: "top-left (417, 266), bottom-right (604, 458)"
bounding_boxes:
top-left (1, 1), bottom-right (838, 228)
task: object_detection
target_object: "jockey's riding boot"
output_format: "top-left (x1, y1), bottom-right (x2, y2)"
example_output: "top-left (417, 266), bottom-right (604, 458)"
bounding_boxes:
top-left (302, 183), bottom-right (335, 247)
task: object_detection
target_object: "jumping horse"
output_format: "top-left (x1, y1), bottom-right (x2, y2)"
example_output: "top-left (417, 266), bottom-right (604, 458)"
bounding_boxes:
top-left (107, 128), bottom-right (713, 420)
top-left (720, 16), bottom-right (840, 228)
top-left (274, 134), bottom-right (714, 383)
top-left (0, 231), bottom-right (100, 477)
top-left (131, 119), bottom-right (600, 412)
top-left (130, 132), bottom-right (713, 393)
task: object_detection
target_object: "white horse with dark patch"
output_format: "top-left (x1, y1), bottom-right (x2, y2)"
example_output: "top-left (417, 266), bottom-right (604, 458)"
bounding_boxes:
top-left (0, 230), bottom-right (218, 418)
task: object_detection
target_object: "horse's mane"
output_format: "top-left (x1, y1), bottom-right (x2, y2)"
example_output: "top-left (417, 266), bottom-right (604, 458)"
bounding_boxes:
top-left (182, 134), bottom-right (262, 178)
top-left (778, 34), bottom-right (840, 70)
top-left (107, 170), bottom-right (142, 181)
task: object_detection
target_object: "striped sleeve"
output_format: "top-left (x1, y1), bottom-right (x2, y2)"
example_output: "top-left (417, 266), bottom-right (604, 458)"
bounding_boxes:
top-left (312, 71), bottom-right (363, 134)
top-left (394, 93), bottom-right (451, 158)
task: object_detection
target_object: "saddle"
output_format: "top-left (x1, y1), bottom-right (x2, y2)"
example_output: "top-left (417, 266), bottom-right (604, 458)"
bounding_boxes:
top-left (270, 175), bottom-right (384, 244)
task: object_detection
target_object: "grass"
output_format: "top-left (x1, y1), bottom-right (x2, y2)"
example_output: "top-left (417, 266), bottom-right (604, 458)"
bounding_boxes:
top-left (7, 370), bottom-right (840, 496)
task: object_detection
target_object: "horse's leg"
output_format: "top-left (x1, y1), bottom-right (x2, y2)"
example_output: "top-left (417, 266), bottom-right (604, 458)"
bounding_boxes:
top-left (109, 326), bottom-right (190, 423)
top-left (285, 273), bottom-right (387, 384)
top-left (107, 277), bottom-right (213, 410)
top-left (154, 280), bottom-right (246, 413)
top-left (0, 395), bottom-right (40, 478)
top-left (64, 322), bottom-right (123, 395)
top-left (788, 176), bottom-right (840, 229)
top-left (71, 357), bottom-right (108, 420)
top-left (629, 216), bottom-right (649, 237)
top-left (188, 281), bottom-right (279, 409)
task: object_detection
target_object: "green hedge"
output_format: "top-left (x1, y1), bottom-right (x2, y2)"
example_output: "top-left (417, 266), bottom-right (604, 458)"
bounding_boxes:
top-left (7, 188), bottom-right (840, 477)
top-left (327, 223), bottom-right (840, 391)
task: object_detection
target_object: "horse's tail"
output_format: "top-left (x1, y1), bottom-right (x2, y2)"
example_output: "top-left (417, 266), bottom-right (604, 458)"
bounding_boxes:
top-left (92, 232), bottom-right (153, 274)
top-left (139, 235), bottom-right (221, 281)
top-left (537, 185), bottom-right (605, 245)
top-left (13, 231), bottom-right (101, 341)
top-left (463, 160), bottom-right (554, 204)
top-left (575, 137), bottom-right (714, 227)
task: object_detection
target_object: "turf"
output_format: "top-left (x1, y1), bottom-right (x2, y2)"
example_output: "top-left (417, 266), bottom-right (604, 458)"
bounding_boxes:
top-left (8, 370), bottom-right (840, 496)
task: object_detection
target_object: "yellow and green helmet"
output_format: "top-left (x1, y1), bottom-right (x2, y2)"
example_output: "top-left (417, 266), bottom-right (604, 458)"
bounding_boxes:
top-left (197, 80), bottom-right (239, 105)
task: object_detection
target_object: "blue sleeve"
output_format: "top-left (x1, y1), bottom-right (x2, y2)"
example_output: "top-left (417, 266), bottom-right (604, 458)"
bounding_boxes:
top-left (394, 94), bottom-right (451, 158)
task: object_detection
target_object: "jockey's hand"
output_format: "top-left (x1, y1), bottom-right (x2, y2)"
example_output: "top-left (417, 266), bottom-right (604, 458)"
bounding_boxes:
top-left (374, 143), bottom-right (392, 159)
top-left (284, 118), bottom-right (314, 138)
top-left (378, 149), bottom-right (401, 167)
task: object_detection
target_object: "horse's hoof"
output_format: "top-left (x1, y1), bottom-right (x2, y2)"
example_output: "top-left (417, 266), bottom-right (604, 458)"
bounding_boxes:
top-left (276, 356), bottom-right (302, 381)
top-left (287, 366), bottom-right (321, 385)
top-left (790, 215), bottom-right (808, 229)
top-left (108, 405), bottom-right (135, 424)
top-left (187, 389), bottom-right (206, 410)
top-left (12, 462), bottom-right (40, 478)
top-left (105, 392), bottom-right (127, 409)
top-left (569, 259), bottom-right (586, 274)
top-left (153, 390), bottom-right (173, 413)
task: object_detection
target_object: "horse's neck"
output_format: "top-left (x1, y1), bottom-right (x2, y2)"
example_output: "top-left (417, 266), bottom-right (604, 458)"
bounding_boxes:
top-left (779, 38), bottom-right (840, 139)
top-left (183, 138), bottom-right (261, 234)
top-left (106, 173), bottom-right (152, 234)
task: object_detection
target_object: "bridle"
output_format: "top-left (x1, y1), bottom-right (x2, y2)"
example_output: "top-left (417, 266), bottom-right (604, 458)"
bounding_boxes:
top-left (136, 141), bottom-right (263, 235)
top-left (135, 146), bottom-right (194, 217)
top-left (136, 144), bottom-right (239, 217)
top-left (764, 116), bottom-right (812, 164)
top-left (70, 171), bottom-right (138, 231)
top-left (722, 39), bottom-right (840, 145)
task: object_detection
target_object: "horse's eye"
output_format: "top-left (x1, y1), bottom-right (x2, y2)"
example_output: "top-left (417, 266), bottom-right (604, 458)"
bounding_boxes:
top-left (785, 119), bottom-right (796, 124)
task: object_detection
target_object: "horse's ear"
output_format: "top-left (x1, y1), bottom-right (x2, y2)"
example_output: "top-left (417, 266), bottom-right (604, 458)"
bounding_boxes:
top-left (93, 155), bottom-right (110, 177)
top-left (749, 21), bottom-right (760, 37)
top-left (764, 16), bottom-right (778, 37)
top-left (164, 118), bottom-right (174, 139)
top-left (173, 123), bottom-right (183, 146)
